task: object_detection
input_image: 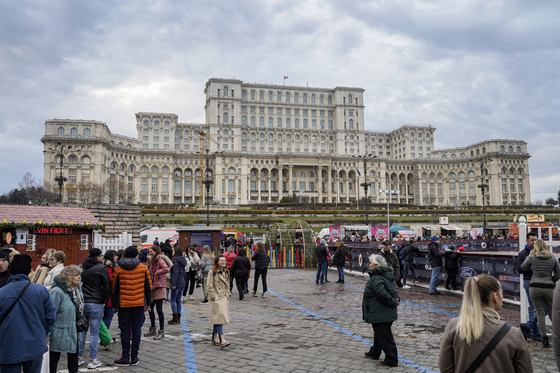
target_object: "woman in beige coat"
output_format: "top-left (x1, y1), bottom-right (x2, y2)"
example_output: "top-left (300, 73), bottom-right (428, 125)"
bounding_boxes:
top-left (207, 254), bottom-right (231, 348)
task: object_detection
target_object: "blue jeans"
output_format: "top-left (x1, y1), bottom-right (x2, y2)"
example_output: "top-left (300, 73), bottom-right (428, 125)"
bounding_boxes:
top-left (316, 262), bottom-right (327, 283)
top-left (170, 288), bottom-right (184, 314)
top-left (212, 324), bottom-right (223, 335)
top-left (337, 266), bottom-right (345, 281)
top-left (78, 303), bottom-right (104, 360)
top-left (523, 279), bottom-right (541, 337)
top-left (117, 306), bottom-right (144, 359)
top-left (402, 261), bottom-right (416, 285)
top-left (0, 355), bottom-right (42, 373)
top-left (429, 266), bottom-right (441, 293)
top-left (103, 307), bottom-right (115, 330)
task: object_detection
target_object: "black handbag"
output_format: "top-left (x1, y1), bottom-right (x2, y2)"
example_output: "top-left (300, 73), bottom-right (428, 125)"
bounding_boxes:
top-left (76, 314), bottom-right (89, 333)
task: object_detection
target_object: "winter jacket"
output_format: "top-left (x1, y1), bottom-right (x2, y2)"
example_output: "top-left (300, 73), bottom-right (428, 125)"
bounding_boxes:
top-left (401, 243), bottom-right (420, 263)
top-left (380, 249), bottom-right (400, 280)
top-left (224, 252), bottom-right (237, 269)
top-left (105, 263), bottom-right (115, 307)
top-left (315, 243), bottom-right (329, 263)
top-left (43, 263), bottom-right (64, 291)
top-left (112, 258), bottom-right (152, 309)
top-left (428, 243), bottom-right (445, 267)
top-left (0, 274), bottom-right (56, 364)
top-left (207, 269), bottom-right (231, 325)
top-left (161, 243), bottom-right (173, 260)
top-left (517, 245), bottom-right (534, 281)
top-left (160, 254), bottom-right (173, 289)
top-left (81, 256), bottom-right (111, 305)
top-left (230, 256), bottom-right (251, 279)
top-left (186, 252), bottom-right (200, 271)
top-left (439, 316), bottom-right (532, 373)
top-left (521, 252), bottom-right (560, 288)
top-left (445, 251), bottom-right (460, 269)
top-left (48, 276), bottom-right (82, 353)
top-left (251, 251), bottom-right (270, 270)
top-left (171, 256), bottom-right (187, 288)
top-left (149, 255), bottom-right (170, 290)
top-left (200, 255), bottom-right (215, 275)
top-left (362, 267), bottom-right (399, 324)
top-left (332, 246), bottom-right (347, 267)
top-left (553, 281), bottom-right (560, 371)
top-left (0, 268), bottom-right (10, 288)
top-left (138, 248), bottom-right (149, 264)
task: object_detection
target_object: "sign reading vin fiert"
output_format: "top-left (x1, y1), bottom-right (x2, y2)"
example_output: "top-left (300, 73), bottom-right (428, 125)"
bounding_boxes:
top-left (458, 267), bottom-right (477, 278)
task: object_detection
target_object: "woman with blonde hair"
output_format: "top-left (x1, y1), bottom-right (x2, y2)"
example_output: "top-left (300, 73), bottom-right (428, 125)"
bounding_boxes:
top-left (521, 239), bottom-right (560, 348)
top-left (207, 254), bottom-right (231, 348)
top-left (439, 274), bottom-right (532, 372)
top-left (44, 251), bottom-right (66, 291)
top-left (199, 245), bottom-right (215, 304)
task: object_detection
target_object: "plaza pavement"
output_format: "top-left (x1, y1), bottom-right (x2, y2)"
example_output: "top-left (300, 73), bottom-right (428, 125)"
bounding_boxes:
top-left (60, 268), bottom-right (557, 373)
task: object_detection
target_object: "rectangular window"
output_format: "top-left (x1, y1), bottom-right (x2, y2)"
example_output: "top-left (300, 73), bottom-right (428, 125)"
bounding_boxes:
top-left (162, 184), bottom-right (168, 192)
top-left (228, 180), bottom-right (235, 193)
top-left (238, 180), bottom-right (241, 193)
top-left (222, 179), bottom-right (225, 193)
top-left (151, 184), bottom-right (158, 193)
top-left (195, 181), bottom-right (200, 194)
top-left (261, 181), bottom-right (267, 191)
top-left (184, 181), bottom-right (192, 194)
top-left (174, 181), bottom-right (181, 194)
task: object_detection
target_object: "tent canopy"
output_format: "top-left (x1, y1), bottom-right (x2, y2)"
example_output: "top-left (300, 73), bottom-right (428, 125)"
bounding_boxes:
top-left (390, 223), bottom-right (413, 233)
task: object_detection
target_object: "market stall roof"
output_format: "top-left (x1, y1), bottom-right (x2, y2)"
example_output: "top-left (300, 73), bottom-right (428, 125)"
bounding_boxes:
top-left (177, 225), bottom-right (222, 232)
top-left (485, 226), bottom-right (509, 230)
top-left (422, 225), bottom-right (439, 231)
top-left (398, 230), bottom-right (416, 236)
top-left (389, 223), bottom-right (412, 233)
top-left (441, 226), bottom-right (462, 231)
top-left (0, 205), bottom-right (100, 226)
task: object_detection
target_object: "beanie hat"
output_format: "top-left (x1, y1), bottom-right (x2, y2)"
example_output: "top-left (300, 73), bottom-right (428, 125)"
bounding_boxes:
top-left (89, 248), bottom-right (102, 258)
top-left (430, 236), bottom-right (440, 243)
top-left (10, 254), bottom-right (32, 276)
top-left (0, 250), bottom-right (10, 261)
top-left (125, 246), bottom-right (139, 258)
top-left (457, 246), bottom-right (466, 252)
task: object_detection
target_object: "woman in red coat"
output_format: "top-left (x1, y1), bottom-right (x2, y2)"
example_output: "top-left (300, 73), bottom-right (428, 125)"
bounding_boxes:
top-left (144, 246), bottom-right (169, 340)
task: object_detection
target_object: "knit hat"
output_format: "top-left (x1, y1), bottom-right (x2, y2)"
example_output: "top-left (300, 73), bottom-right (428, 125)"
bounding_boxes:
top-left (10, 254), bottom-right (32, 276)
top-left (430, 236), bottom-right (440, 243)
top-left (125, 246), bottom-right (139, 258)
top-left (89, 248), bottom-right (102, 258)
top-left (457, 246), bottom-right (465, 252)
top-left (0, 250), bottom-right (10, 261)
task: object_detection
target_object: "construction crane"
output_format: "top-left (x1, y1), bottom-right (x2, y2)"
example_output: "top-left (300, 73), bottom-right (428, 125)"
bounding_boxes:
top-left (193, 128), bottom-right (219, 205)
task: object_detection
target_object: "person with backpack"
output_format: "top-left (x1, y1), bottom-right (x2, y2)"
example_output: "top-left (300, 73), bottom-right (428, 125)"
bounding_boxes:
top-left (400, 237), bottom-right (420, 289)
top-left (183, 245), bottom-right (199, 301)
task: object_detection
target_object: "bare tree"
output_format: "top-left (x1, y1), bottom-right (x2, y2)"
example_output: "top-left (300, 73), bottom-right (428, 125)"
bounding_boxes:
top-left (545, 197), bottom-right (558, 207)
top-left (88, 182), bottom-right (107, 204)
top-left (533, 199), bottom-right (544, 206)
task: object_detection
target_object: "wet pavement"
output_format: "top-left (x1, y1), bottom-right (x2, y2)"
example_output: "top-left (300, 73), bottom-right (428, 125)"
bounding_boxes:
top-left (58, 268), bottom-right (557, 372)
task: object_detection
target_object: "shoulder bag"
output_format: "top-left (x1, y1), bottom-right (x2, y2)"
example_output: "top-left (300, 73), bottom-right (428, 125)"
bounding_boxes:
top-left (0, 282), bottom-right (31, 327)
top-left (69, 290), bottom-right (89, 333)
top-left (464, 323), bottom-right (511, 373)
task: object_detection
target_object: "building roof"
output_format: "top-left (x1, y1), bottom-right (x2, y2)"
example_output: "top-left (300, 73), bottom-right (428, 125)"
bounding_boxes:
top-left (0, 205), bottom-right (100, 226)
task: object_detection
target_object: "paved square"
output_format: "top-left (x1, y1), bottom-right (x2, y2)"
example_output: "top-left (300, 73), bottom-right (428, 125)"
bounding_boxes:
top-left (60, 268), bottom-right (557, 372)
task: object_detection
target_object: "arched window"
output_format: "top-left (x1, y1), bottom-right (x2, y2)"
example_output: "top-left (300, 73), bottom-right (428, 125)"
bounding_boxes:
top-left (286, 118), bottom-right (291, 128)
top-left (286, 93), bottom-right (290, 102)
top-left (250, 117), bottom-right (256, 127)
top-left (311, 95), bottom-right (316, 104)
top-left (141, 166), bottom-right (148, 173)
top-left (437, 173), bottom-right (443, 179)
top-left (228, 168), bottom-right (235, 175)
top-left (508, 145), bottom-right (513, 153)
top-left (460, 153), bottom-right (465, 158)
top-left (70, 127), bottom-right (78, 136)
top-left (295, 119), bottom-right (300, 128)
top-left (449, 173), bottom-right (456, 179)
top-left (83, 128), bottom-right (91, 136)
top-left (500, 145), bottom-right (505, 152)
top-left (57, 127), bottom-right (65, 136)
top-left (476, 149), bottom-right (480, 155)
top-left (517, 169), bottom-right (523, 175)
top-left (223, 113), bottom-right (228, 123)
top-left (110, 162), bottom-right (116, 170)
top-left (459, 172), bottom-right (465, 178)
top-left (468, 171), bottom-right (475, 177)
top-left (299, 171), bottom-right (305, 177)
top-left (242, 90), bottom-right (247, 100)
top-left (369, 171), bottom-right (374, 177)
top-left (319, 95), bottom-right (324, 105)
top-left (320, 120), bottom-right (324, 129)
top-left (242, 116), bottom-right (247, 126)
top-left (250, 170), bottom-right (257, 177)
top-left (429, 173), bottom-right (435, 179)
top-left (482, 147), bottom-right (486, 154)
top-left (223, 87), bottom-right (228, 96)
top-left (421, 173), bottom-right (427, 179)
top-left (151, 166), bottom-right (159, 174)
top-left (348, 94), bottom-right (353, 103)
top-left (516, 146), bottom-right (521, 153)
top-left (195, 170), bottom-right (201, 177)
top-left (303, 119), bottom-right (308, 129)
top-left (509, 168), bottom-right (514, 174)
top-left (119, 164), bottom-right (125, 171)
top-left (82, 156), bottom-right (91, 165)
top-left (268, 117), bottom-right (273, 127)
top-left (277, 92), bottom-right (282, 102)
top-left (162, 167), bottom-right (169, 174)
top-left (328, 120), bottom-right (333, 130)
top-left (268, 92), bottom-right (273, 102)
top-left (442, 155), bottom-right (447, 159)
top-left (69, 156), bottom-right (77, 164)
top-left (260, 117), bottom-right (264, 127)
top-left (303, 94), bottom-right (307, 104)
top-left (451, 154), bottom-right (456, 158)
top-left (260, 170), bottom-right (267, 177)
top-left (470, 151), bottom-right (474, 157)
top-left (501, 168), bottom-right (506, 174)
top-left (250, 91), bottom-right (255, 100)
top-left (174, 169), bottom-right (181, 176)
top-left (328, 96), bottom-right (332, 105)
top-left (294, 93), bottom-right (299, 103)
top-left (143, 121), bottom-right (149, 126)
top-left (128, 165), bottom-right (134, 172)
top-left (154, 121), bottom-right (160, 126)
top-left (349, 119), bottom-right (353, 129)
top-left (259, 91), bottom-right (264, 101)
top-left (185, 169), bottom-right (192, 176)
top-left (277, 118), bottom-right (282, 128)
top-left (312, 119), bottom-right (316, 129)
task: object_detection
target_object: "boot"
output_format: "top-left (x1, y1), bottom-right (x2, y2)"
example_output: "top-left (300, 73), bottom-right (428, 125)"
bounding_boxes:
top-left (212, 332), bottom-right (220, 346)
top-left (219, 334), bottom-right (230, 348)
top-left (543, 335), bottom-right (550, 348)
top-left (168, 313), bottom-right (179, 325)
top-left (154, 330), bottom-right (165, 340)
top-left (143, 326), bottom-right (156, 337)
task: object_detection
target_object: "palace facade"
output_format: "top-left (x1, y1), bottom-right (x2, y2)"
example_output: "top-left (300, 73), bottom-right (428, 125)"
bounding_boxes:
top-left (41, 78), bottom-right (531, 206)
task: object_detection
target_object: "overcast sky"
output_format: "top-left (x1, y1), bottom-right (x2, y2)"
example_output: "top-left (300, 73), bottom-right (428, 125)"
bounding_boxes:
top-left (1, 0), bottom-right (559, 203)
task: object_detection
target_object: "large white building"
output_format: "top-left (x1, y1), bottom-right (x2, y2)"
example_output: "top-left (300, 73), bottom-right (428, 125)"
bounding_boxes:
top-left (41, 78), bottom-right (531, 206)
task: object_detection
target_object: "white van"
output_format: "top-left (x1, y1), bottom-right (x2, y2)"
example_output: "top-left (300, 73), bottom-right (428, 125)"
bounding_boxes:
top-left (140, 227), bottom-right (178, 248)
top-left (317, 228), bottom-right (330, 239)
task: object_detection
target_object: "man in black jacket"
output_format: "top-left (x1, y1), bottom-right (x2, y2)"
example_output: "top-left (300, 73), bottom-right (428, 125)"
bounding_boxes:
top-left (332, 240), bottom-right (347, 283)
top-left (401, 238), bottom-right (420, 289)
top-left (428, 237), bottom-right (445, 295)
top-left (315, 239), bottom-right (330, 284)
top-left (78, 248), bottom-right (111, 368)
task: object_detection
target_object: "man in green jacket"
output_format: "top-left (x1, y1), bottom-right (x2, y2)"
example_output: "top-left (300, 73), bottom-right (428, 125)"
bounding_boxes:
top-left (380, 240), bottom-right (400, 284)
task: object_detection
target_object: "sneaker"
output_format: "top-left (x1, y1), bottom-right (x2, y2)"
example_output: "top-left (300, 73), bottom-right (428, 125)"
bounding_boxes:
top-left (262, 292), bottom-right (266, 298)
top-left (252, 292), bottom-right (257, 297)
top-left (78, 358), bottom-right (84, 367)
top-left (429, 291), bottom-right (441, 295)
top-left (131, 356), bottom-right (139, 366)
top-left (114, 356), bottom-right (130, 366)
top-left (325, 279), bottom-right (330, 283)
top-left (87, 359), bottom-right (102, 369)
top-left (412, 280), bottom-right (417, 285)
top-left (402, 285), bottom-right (411, 289)
top-left (189, 295), bottom-right (194, 300)
top-left (244, 289), bottom-right (249, 294)
top-left (200, 299), bottom-right (208, 304)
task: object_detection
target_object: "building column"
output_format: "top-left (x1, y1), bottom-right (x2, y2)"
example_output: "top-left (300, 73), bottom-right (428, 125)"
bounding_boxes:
top-left (327, 167), bottom-right (332, 203)
top-left (268, 178), bottom-right (272, 203)
top-left (278, 168), bottom-right (283, 201)
top-left (288, 165), bottom-right (293, 195)
top-left (317, 166), bottom-right (323, 203)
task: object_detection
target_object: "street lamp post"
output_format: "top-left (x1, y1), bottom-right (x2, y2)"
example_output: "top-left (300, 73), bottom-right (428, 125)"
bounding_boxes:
top-left (199, 149), bottom-right (223, 226)
top-left (380, 185), bottom-right (400, 236)
top-left (478, 159), bottom-right (492, 229)
top-left (353, 155), bottom-right (377, 225)
top-left (48, 142), bottom-right (67, 203)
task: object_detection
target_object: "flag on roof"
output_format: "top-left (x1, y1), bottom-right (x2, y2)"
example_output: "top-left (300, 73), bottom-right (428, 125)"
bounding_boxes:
top-left (335, 168), bottom-right (339, 177)
top-left (284, 76), bottom-right (288, 80)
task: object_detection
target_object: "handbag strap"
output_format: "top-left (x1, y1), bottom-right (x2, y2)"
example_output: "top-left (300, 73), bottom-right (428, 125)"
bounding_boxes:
top-left (464, 323), bottom-right (511, 373)
top-left (0, 282), bottom-right (31, 327)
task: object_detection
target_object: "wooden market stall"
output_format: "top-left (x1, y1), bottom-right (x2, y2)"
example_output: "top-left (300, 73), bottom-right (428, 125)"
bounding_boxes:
top-left (177, 226), bottom-right (222, 254)
top-left (0, 205), bottom-right (103, 267)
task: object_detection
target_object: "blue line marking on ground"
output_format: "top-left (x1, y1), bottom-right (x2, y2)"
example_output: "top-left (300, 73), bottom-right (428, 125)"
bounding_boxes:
top-left (269, 289), bottom-right (439, 373)
top-left (345, 285), bottom-right (460, 317)
top-left (180, 309), bottom-right (363, 323)
top-left (180, 311), bottom-right (198, 373)
top-left (283, 269), bottom-right (301, 274)
top-left (432, 303), bottom-right (462, 307)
